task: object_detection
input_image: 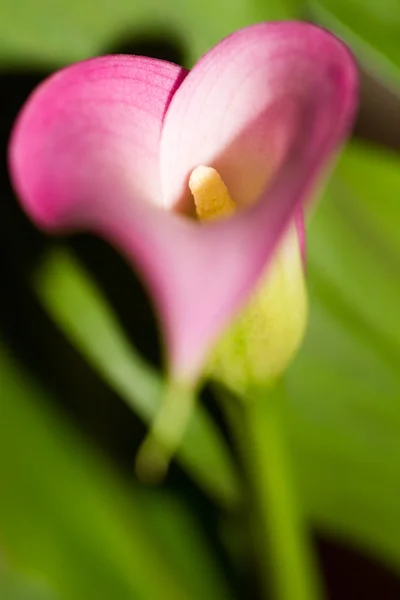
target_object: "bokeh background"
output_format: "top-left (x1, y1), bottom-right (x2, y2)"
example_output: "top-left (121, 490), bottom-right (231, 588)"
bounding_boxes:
top-left (1, 1), bottom-right (400, 599)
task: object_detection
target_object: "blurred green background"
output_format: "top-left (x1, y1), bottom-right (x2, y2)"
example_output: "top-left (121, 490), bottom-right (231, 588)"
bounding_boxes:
top-left (1, 0), bottom-right (400, 598)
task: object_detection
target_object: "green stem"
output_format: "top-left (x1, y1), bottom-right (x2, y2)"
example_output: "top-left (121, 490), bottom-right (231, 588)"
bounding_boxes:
top-left (135, 379), bottom-right (196, 483)
top-left (225, 383), bottom-right (324, 600)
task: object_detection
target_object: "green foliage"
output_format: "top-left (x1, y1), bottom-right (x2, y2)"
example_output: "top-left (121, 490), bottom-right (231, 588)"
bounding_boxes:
top-left (0, 344), bottom-right (231, 600)
top-left (287, 142), bottom-right (400, 569)
top-left (309, 0), bottom-right (400, 85)
top-left (0, 0), bottom-right (297, 68)
top-left (0, 565), bottom-right (57, 600)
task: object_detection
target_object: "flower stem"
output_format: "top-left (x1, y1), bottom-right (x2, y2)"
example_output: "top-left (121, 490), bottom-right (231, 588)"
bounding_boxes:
top-left (135, 379), bottom-right (196, 483)
top-left (224, 382), bottom-right (324, 600)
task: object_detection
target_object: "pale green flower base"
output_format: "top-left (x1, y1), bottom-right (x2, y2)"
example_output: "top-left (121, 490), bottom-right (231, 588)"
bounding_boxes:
top-left (207, 224), bottom-right (308, 398)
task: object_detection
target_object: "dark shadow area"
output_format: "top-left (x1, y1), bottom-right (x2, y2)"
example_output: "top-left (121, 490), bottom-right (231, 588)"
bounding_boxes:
top-left (0, 71), bottom-right (49, 272)
top-left (354, 66), bottom-right (400, 152)
top-left (106, 28), bottom-right (187, 65)
top-left (318, 536), bottom-right (400, 600)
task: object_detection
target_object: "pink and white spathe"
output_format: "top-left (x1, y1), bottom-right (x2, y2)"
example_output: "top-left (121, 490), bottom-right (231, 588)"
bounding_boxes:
top-left (9, 22), bottom-right (357, 384)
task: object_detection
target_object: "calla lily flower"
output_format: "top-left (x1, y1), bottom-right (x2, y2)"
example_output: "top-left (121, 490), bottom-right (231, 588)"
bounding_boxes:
top-left (9, 22), bottom-right (356, 381)
top-left (9, 23), bottom-right (357, 471)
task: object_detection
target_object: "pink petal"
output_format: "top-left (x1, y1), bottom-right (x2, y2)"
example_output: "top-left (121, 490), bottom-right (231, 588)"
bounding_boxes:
top-left (9, 24), bottom-right (357, 382)
top-left (160, 22), bottom-right (357, 212)
top-left (10, 55), bottom-right (187, 228)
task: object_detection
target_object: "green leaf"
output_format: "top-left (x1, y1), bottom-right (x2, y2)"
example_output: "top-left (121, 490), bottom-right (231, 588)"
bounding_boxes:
top-left (0, 566), bottom-right (57, 600)
top-left (0, 0), bottom-right (300, 69)
top-left (286, 141), bottom-right (400, 571)
top-left (309, 0), bottom-right (400, 86)
top-left (33, 250), bottom-right (241, 507)
top-left (0, 342), bottom-right (229, 600)
top-left (135, 488), bottom-right (232, 600)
